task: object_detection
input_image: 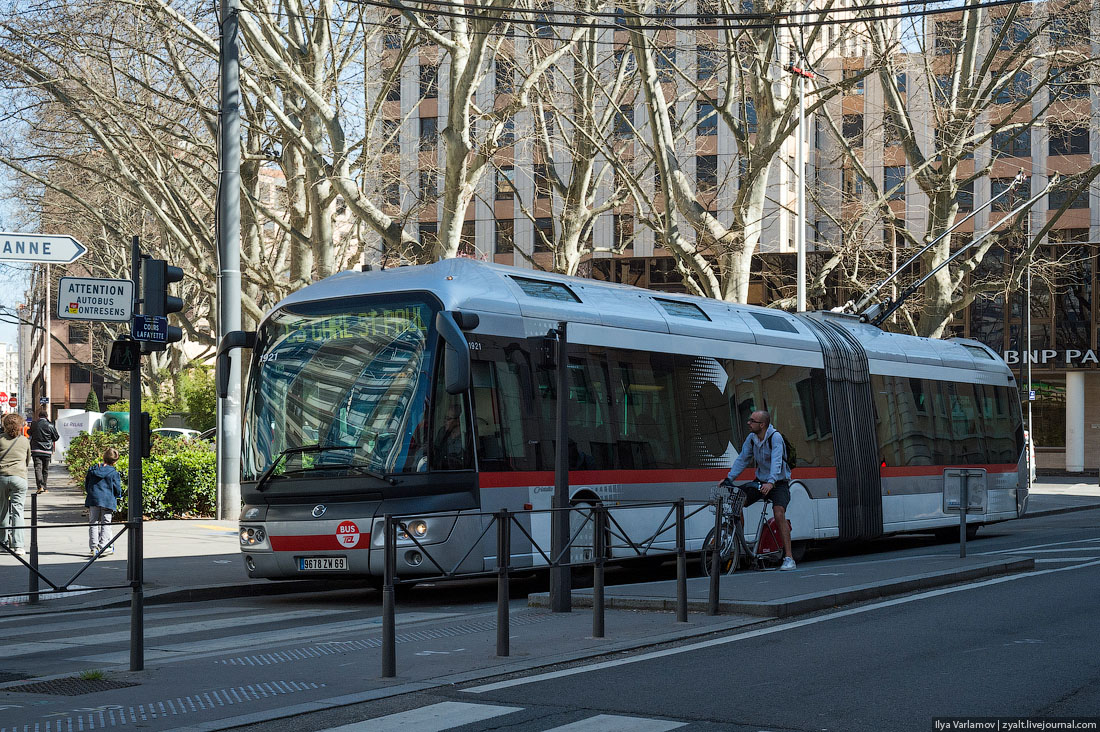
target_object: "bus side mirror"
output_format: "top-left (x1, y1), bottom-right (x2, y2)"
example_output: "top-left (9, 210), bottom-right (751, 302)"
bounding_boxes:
top-left (216, 330), bottom-right (257, 399)
top-left (436, 311), bottom-right (478, 394)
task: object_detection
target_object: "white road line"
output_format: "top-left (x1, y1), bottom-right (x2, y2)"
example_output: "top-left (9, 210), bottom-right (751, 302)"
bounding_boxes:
top-left (543, 714), bottom-right (687, 731)
top-left (465, 559), bottom-right (1100, 694)
top-left (1034, 558), bottom-right (1099, 563)
top-left (319, 701), bottom-right (522, 731)
top-left (0, 607), bottom-right (375, 658)
top-left (982, 537), bottom-right (1100, 555)
top-left (76, 611), bottom-right (463, 665)
top-left (0, 606), bottom-right (362, 640)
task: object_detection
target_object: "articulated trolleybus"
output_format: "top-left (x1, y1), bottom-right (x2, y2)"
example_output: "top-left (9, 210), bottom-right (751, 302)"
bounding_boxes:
top-left (222, 259), bottom-right (1027, 581)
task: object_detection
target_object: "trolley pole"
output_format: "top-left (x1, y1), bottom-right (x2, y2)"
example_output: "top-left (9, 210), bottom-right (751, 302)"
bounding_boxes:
top-left (550, 322), bottom-right (571, 613)
top-left (128, 236), bottom-right (145, 672)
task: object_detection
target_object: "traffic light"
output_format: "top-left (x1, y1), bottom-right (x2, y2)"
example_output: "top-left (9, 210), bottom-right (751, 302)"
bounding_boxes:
top-left (140, 258), bottom-right (184, 350)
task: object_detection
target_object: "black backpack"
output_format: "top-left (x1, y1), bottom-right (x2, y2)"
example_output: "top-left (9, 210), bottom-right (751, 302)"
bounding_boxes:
top-left (770, 431), bottom-right (796, 472)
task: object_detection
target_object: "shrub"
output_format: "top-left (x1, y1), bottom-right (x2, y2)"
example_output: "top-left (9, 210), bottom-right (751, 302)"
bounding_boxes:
top-left (68, 431), bottom-right (217, 520)
top-left (83, 390), bottom-right (100, 412)
top-left (65, 431), bottom-right (129, 486)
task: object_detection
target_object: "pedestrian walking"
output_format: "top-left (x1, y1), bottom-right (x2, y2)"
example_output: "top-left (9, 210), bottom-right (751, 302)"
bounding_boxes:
top-left (28, 410), bottom-right (60, 495)
top-left (85, 448), bottom-right (122, 557)
top-left (0, 413), bottom-right (32, 557)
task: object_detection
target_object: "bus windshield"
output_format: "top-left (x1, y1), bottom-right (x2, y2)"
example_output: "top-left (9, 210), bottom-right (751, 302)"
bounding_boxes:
top-left (242, 295), bottom-right (438, 481)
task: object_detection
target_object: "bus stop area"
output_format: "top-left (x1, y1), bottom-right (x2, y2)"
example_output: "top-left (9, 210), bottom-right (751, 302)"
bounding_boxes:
top-left (2, 469), bottom-right (1097, 617)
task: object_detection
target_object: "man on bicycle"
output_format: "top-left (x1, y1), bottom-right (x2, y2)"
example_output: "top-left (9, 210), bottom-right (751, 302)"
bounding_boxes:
top-left (724, 410), bottom-right (796, 570)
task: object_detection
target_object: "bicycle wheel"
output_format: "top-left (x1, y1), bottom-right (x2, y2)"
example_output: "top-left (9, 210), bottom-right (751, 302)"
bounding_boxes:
top-left (701, 525), bottom-right (740, 576)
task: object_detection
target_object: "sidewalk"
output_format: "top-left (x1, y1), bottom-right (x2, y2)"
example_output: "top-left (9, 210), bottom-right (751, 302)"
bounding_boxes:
top-left (1, 469), bottom-right (1097, 617)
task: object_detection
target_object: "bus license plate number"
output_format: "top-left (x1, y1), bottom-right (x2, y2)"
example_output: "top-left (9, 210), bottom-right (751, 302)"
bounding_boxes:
top-left (299, 557), bottom-right (348, 571)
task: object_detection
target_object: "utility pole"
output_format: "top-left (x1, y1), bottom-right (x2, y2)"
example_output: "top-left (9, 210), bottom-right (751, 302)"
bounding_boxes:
top-left (788, 63), bottom-right (815, 313)
top-left (216, 0), bottom-right (243, 520)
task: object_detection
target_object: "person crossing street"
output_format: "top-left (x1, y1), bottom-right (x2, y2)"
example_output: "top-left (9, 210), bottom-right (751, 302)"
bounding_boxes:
top-left (29, 411), bottom-right (60, 495)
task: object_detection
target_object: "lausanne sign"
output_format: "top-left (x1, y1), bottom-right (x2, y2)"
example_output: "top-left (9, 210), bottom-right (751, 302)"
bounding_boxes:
top-left (0, 232), bottom-right (87, 264)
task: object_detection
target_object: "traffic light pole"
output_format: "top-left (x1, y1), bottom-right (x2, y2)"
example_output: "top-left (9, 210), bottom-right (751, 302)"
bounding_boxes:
top-left (128, 236), bottom-right (145, 672)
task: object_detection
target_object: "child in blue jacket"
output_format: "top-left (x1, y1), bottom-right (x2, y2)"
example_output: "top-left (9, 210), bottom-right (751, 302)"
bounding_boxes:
top-left (85, 448), bottom-right (122, 557)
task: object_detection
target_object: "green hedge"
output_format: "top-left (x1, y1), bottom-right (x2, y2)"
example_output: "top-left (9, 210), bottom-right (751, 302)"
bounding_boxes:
top-left (66, 432), bottom-right (217, 519)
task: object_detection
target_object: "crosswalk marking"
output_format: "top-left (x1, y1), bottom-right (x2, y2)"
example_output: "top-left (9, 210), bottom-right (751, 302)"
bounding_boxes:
top-left (321, 701), bottom-right (522, 731)
top-left (542, 715), bottom-right (687, 731)
top-left (75, 611), bottom-right (464, 665)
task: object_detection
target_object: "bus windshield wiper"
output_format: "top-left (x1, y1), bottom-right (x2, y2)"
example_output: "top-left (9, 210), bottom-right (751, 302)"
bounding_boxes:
top-left (256, 445), bottom-right (396, 491)
top-left (255, 445), bottom-right (347, 492)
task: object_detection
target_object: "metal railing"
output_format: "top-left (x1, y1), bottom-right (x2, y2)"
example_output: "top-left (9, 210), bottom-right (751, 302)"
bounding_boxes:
top-left (380, 497), bottom-right (725, 677)
top-left (0, 493), bottom-right (135, 603)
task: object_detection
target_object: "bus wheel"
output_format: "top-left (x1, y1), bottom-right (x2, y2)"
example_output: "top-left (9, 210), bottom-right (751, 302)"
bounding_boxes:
top-left (935, 524), bottom-right (980, 542)
top-left (791, 540), bottom-right (808, 563)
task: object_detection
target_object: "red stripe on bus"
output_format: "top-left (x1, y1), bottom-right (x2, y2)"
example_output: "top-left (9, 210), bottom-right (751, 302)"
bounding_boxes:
top-left (269, 534), bottom-right (371, 551)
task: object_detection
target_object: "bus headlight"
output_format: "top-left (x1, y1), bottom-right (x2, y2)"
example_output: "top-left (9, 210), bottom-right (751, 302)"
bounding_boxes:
top-left (240, 526), bottom-right (268, 547)
top-left (398, 519), bottom-right (429, 541)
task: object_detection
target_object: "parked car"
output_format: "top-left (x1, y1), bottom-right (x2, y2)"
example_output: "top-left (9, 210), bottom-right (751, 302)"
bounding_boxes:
top-left (152, 427), bottom-right (201, 440)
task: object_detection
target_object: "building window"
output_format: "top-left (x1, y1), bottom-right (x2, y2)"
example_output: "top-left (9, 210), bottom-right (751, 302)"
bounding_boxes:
top-left (382, 69), bottom-right (401, 102)
top-left (956, 180), bottom-right (974, 212)
top-left (614, 214), bottom-right (634, 251)
top-left (494, 218), bottom-right (514, 254)
top-left (742, 100), bottom-right (757, 133)
top-left (991, 127), bottom-right (1030, 158)
top-left (992, 17), bottom-right (1030, 49)
top-left (697, 155), bottom-right (718, 192)
top-left (495, 58), bottom-right (514, 95)
top-left (994, 71), bottom-right (1030, 104)
top-left (496, 166), bottom-right (515, 200)
top-left (884, 166), bottom-right (905, 201)
top-left (419, 170), bottom-right (437, 199)
top-left (991, 177), bottom-right (1026, 211)
top-left (68, 323), bottom-right (89, 344)
top-left (1048, 123), bottom-right (1089, 156)
top-left (697, 45), bottom-right (718, 81)
top-left (534, 163), bottom-right (551, 199)
top-left (656, 47), bottom-right (676, 82)
top-left (534, 10), bottom-right (553, 38)
top-left (384, 15), bottom-right (402, 49)
top-left (382, 118), bottom-right (400, 154)
top-left (419, 117), bottom-right (438, 151)
top-left (895, 72), bottom-right (907, 93)
top-left (460, 221), bottom-right (476, 256)
top-left (70, 365), bottom-right (91, 384)
top-left (1051, 66), bottom-right (1088, 99)
top-left (697, 102), bottom-right (717, 136)
top-left (614, 105), bottom-right (633, 139)
top-left (1048, 180), bottom-right (1090, 210)
top-left (842, 67), bottom-right (864, 95)
top-left (843, 168), bottom-right (864, 199)
top-left (534, 217), bottom-right (554, 252)
top-left (500, 118), bottom-right (515, 147)
top-left (842, 114), bottom-right (863, 145)
top-left (935, 20), bottom-right (962, 55)
top-left (420, 63), bottom-right (439, 99)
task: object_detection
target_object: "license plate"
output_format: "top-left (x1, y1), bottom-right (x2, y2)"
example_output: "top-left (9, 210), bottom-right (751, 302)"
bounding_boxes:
top-left (298, 557), bottom-right (348, 571)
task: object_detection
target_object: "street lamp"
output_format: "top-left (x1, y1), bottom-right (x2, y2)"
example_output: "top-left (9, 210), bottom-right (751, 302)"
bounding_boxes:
top-left (788, 62), bottom-right (815, 313)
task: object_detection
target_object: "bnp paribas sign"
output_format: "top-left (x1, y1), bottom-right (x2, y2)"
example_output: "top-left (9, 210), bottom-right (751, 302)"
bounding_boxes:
top-left (1003, 350), bottom-right (1100, 365)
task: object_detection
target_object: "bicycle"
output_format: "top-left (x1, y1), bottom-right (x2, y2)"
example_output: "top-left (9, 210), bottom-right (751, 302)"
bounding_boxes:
top-left (701, 480), bottom-right (788, 575)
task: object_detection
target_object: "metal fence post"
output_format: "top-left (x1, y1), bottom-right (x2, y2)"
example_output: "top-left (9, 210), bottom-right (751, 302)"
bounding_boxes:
top-left (959, 472), bottom-right (968, 559)
top-left (708, 495), bottom-right (721, 615)
top-left (592, 504), bottom-right (605, 639)
top-left (28, 492), bottom-right (39, 603)
top-left (382, 514), bottom-right (396, 677)
top-left (496, 509), bottom-right (510, 657)
top-left (676, 499), bottom-right (687, 623)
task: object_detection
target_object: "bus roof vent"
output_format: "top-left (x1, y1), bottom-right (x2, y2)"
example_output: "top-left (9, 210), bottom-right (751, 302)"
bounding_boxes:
top-left (961, 344), bottom-right (995, 360)
top-left (750, 312), bottom-right (798, 333)
top-left (654, 298), bottom-right (710, 321)
top-left (510, 276), bottom-right (581, 303)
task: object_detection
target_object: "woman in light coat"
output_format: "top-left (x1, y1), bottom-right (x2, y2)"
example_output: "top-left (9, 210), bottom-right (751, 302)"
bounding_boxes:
top-left (0, 412), bottom-right (32, 556)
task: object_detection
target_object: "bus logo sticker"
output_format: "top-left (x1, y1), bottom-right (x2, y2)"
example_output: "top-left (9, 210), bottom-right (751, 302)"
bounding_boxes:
top-left (312, 504), bottom-right (327, 518)
top-left (337, 521), bottom-right (360, 548)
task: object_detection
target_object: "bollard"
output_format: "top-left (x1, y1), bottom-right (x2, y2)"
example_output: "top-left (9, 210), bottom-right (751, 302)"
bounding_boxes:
top-left (959, 472), bottom-right (968, 559)
top-left (28, 492), bottom-right (39, 603)
top-left (708, 495), bottom-right (721, 615)
top-left (675, 499), bottom-right (687, 623)
top-left (592, 505), bottom-right (605, 639)
top-left (496, 509), bottom-right (510, 657)
top-left (382, 514), bottom-right (396, 678)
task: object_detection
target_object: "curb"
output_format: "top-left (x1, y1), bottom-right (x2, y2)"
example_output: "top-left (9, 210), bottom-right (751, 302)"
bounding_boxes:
top-left (527, 557), bottom-right (1034, 617)
top-left (1022, 504), bottom-right (1100, 519)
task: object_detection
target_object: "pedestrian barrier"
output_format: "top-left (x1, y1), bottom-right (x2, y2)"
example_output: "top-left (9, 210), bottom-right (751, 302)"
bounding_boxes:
top-left (0, 493), bottom-right (135, 603)
top-left (380, 497), bottom-right (722, 677)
